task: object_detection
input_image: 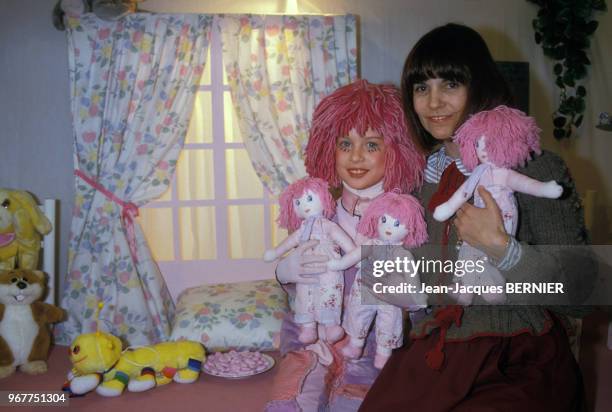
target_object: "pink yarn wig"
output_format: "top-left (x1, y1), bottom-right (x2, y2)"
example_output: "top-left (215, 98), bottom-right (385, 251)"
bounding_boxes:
top-left (304, 79), bottom-right (425, 193)
top-left (277, 177), bottom-right (336, 231)
top-left (357, 192), bottom-right (428, 248)
top-left (455, 105), bottom-right (541, 171)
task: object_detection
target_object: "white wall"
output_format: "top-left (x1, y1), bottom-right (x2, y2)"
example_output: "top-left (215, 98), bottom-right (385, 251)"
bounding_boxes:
top-left (0, 0), bottom-right (73, 300)
top-left (1, 0), bottom-right (610, 298)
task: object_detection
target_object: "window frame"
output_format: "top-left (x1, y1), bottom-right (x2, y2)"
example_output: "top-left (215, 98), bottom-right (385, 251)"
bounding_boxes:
top-left (140, 25), bottom-right (281, 300)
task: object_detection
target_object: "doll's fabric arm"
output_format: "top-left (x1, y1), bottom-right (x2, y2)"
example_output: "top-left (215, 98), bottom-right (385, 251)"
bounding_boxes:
top-left (328, 247), bottom-right (362, 271)
top-left (495, 152), bottom-right (596, 313)
top-left (433, 179), bottom-right (473, 221)
top-left (326, 220), bottom-right (357, 254)
top-left (505, 169), bottom-right (562, 198)
top-left (264, 229), bottom-right (302, 261)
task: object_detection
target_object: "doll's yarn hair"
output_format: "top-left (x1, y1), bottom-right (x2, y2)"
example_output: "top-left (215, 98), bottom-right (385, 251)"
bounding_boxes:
top-left (304, 79), bottom-right (425, 193)
top-left (455, 105), bottom-right (541, 171)
top-left (277, 177), bottom-right (336, 231)
top-left (357, 191), bottom-right (428, 248)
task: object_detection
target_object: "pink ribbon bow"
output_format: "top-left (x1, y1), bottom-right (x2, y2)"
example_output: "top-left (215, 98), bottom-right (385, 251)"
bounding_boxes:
top-left (74, 169), bottom-right (140, 263)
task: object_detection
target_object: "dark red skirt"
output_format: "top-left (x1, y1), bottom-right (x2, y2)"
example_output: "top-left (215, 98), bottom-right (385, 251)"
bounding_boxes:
top-left (360, 315), bottom-right (585, 412)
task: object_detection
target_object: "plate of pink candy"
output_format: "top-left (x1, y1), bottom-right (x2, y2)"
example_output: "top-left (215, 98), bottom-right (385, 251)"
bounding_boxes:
top-left (203, 350), bottom-right (275, 378)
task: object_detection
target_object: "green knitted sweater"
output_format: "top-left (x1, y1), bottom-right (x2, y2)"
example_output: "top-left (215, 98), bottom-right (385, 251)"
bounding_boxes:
top-left (409, 150), bottom-right (596, 341)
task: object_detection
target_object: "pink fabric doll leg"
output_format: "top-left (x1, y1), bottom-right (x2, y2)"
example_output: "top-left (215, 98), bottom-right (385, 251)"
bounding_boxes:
top-left (372, 305), bottom-right (404, 369)
top-left (344, 274), bottom-right (377, 349)
top-left (374, 305), bottom-right (404, 351)
top-left (317, 270), bottom-right (344, 326)
top-left (294, 283), bottom-right (316, 324)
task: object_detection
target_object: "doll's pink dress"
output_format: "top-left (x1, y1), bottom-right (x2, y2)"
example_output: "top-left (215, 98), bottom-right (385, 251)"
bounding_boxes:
top-left (344, 239), bottom-right (427, 353)
top-left (294, 216), bottom-right (345, 326)
top-left (456, 164), bottom-right (514, 304)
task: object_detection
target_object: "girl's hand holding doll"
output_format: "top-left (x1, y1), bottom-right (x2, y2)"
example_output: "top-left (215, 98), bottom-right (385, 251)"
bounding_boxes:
top-left (272, 239), bottom-right (329, 284)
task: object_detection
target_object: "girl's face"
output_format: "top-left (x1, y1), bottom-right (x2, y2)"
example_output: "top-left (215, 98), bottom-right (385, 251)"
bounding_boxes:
top-left (377, 214), bottom-right (409, 243)
top-left (294, 190), bottom-right (323, 219)
top-left (412, 78), bottom-right (468, 141)
top-left (335, 127), bottom-right (386, 190)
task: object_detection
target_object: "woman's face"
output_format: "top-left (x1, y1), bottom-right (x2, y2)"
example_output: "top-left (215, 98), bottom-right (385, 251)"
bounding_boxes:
top-left (412, 78), bottom-right (468, 141)
top-left (335, 127), bottom-right (386, 190)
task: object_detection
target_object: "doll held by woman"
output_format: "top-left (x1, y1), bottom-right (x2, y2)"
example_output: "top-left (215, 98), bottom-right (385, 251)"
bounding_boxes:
top-left (328, 192), bottom-right (428, 368)
top-left (264, 177), bottom-right (355, 344)
top-left (433, 105), bottom-right (563, 304)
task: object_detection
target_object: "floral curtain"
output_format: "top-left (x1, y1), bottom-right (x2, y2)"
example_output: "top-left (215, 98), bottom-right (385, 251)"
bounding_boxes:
top-left (218, 15), bottom-right (358, 195)
top-left (55, 13), bottom-right (212, 346)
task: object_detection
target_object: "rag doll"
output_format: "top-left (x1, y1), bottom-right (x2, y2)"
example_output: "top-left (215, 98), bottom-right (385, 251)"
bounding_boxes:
top-left (263, 177), bottom-right (355, 344)
top-left (328, 192), bottom-right (428, 369)
top-left (433, 105), bottom-right (563, 304)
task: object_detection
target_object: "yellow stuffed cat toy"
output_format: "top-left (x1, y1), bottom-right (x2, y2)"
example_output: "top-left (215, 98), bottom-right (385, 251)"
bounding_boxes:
top-left (64, 305), bottom-right (205, 397)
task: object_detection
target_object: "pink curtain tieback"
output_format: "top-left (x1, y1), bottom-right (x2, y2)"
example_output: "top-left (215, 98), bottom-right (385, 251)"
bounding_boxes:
top-left (74, 169), bottom-right (140, 263)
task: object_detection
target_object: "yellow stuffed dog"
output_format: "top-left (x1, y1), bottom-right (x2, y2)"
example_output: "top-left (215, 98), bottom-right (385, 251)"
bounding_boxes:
top-left (65, 330), bottom-right (206, 397)
top-left (0, 189), bottom-right (52, 270)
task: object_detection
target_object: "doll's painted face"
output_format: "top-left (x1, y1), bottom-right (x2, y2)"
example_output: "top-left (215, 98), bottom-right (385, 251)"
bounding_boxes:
top-left (476, 136), bottom-right (490, 164)
top-left (335, 128), bottom-right (387, 190)
top-left (294, 190), bottom-right (324, 219)
top-left (377, 214), bottom-right (409, 243)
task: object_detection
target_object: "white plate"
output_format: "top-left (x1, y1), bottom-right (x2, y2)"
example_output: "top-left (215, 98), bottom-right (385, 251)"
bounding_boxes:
top-left (202, 353), bottom-right (275, 379)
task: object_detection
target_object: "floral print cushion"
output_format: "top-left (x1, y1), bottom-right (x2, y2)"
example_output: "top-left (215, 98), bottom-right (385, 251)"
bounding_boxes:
top-left (171, 279), bottom-right (289, 351)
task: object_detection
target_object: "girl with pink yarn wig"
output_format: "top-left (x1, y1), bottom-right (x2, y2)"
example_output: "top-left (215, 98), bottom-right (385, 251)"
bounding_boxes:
top-left (264, 177), bottom-right (355, 344)
top-left (433, 105), bottom-right (563, 304)
top-left (266, 80), bottom-right (425, 412)
top-left (328, 192), bottom-right (428, 369)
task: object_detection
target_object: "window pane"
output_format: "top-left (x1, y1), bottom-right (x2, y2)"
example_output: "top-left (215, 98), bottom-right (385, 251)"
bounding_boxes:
top-left (179, 207), bottom-right (216, 260)
top-left (224, 91), bottom-right (242, 143)
top-left (228, 205), bottom-right (264, 258)
top-left (177, 149), bottom-right (214, 200)
top-left (201, 48), bottom-right (211, 85)
top-left (138, 208), bottom-right (174, 261)
top-left (270, 203), bottom-right (288, 247)
top-left (225, 149), bottom-right (263, 199)
top-left (185, 91), bottom-right (212, 144)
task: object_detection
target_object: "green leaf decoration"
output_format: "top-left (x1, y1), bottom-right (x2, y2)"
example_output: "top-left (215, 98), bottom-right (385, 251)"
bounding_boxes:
top-left (527, 0), bottom-right (606, 139)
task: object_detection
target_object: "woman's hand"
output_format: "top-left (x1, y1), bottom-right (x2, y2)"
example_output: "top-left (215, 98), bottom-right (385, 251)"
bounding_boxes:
top-left (454, 186), bottom-right (509, 262)
top-left (275, 239), bottom-right (328, 284)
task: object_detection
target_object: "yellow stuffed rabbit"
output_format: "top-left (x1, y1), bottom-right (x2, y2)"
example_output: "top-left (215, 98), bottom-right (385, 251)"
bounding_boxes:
top-left (0, 189), bottom-right (52, 270)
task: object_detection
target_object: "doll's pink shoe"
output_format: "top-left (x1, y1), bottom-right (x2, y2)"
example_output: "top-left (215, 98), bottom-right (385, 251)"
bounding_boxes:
top-left (341, 343), bottom-right (363, 359)
top-left (324, 325), bottom-right (345, 343)
top-left (298, 325), bottom-right (318, 344)
top-left (374, 352), bottom-right (391, 369)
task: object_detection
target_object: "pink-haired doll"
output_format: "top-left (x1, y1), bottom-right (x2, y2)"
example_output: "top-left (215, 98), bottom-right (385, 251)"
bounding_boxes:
top-left (264, 177), bottom-right (355, 344)
top-left (433, 105), bottom-right (563, 304)
top-left (328, 192), bottom-right (428, 369)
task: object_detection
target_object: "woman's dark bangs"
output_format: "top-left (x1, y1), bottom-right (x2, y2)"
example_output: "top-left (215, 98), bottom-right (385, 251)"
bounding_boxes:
top-left (407, 50), bottom-right (470, 86)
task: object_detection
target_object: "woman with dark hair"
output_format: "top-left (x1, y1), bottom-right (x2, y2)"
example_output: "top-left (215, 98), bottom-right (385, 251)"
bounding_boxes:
top-left (360, 23), bottom-right (595, 411)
